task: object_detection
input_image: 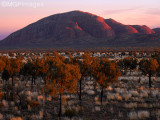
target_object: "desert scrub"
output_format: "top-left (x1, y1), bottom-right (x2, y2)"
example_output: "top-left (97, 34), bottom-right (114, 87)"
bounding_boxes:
top-left (64, 108), bottom-right (77, 119)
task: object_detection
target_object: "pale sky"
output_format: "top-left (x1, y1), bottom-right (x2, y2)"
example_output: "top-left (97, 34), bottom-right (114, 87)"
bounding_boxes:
top-left (0, 0), bottom-right (160, 40)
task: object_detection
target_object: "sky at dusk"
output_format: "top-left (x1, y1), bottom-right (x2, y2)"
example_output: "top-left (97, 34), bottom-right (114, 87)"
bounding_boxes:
top-left (0, 0), bottom-right (160, 40)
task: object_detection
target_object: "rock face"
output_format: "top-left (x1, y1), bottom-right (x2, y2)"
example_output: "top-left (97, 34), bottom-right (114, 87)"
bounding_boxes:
top-left (0, 11), bottom-right (115, 46)
top-left (71, 12), bottom-right (115, 38)
top-left (104, 19), bottom-right (138, 34)
top-left (153, 28), bottom-right (160, 33)
top-left (130, 25), bottom-right (155, 34)
top-left (0, 10), bottom-right (159, 48)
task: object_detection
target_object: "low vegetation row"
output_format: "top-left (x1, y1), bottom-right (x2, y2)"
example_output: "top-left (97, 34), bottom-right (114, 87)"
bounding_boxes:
top-left (0, 51), bottom-right (160, 119)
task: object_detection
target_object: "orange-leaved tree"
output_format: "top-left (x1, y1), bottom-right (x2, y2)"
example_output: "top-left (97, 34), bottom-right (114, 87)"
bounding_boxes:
top-left (94, 58), bottom-right (121, 104)
top-left (139, 58), bottom-right (159, 88)
top-left (5, 58), bottom-right (24, 87)
top-left (47, 63), bottom-right (81, 117)
top-left (0, 58), bottom-right (5, 101)
top-left (4, 57), bottom-right (24, 100)
top-left (117, 56), bottom-right (138, 75)
top-left (79, 52), bottom-right (92, 101)
top-left (36, 56), bottom-right (50, 119)
top-left (123, 56), bottom-right (138, 75)
top-left (36, 57), bottom-right (49, 82)
top-left (0, 58), bottom-right (5, 73)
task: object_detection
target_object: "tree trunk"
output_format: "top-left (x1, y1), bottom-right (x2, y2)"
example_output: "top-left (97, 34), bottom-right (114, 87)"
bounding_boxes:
top-left (12, 76), bottom-right (14, 87)
top-left (11, 76), bottom-right (14, 100)
top-left (90, 72), bottom-right (92, 81)
top-left (149, 73), bottom-right (152, 88)
top-left (79, 78), bottom-right (82, 107)
top-left (31, 76), bottom-right (34, 89)
top-left (138, 77), bottom-right (141, 84)
top-left (79, 77), bottom-right (82, 101)
top-left (101, 87), bottom-right (104, 105)
top-left (59, 92), bottom-right (62, 118)
top-left (31, 76), bottom-right (36, 85)
top-left (32, 76), bottom-right (34, 86)
top-left (19, 97), bottom-right (22, 106)
top-left (33, 76), bottom-right (36, 85)
top-left (43, 79), bottom-right (47, 120)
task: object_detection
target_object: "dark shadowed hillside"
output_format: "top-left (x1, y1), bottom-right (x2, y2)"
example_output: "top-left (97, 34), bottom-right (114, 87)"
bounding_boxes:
top-left (130, 25), bottom-right (155, 34)
top-left (153, 28), bottom-right (160, 33)
top-left (0, 10), bottom-right (160, 49)
top-left (104, 19), bottom-right (138, 35)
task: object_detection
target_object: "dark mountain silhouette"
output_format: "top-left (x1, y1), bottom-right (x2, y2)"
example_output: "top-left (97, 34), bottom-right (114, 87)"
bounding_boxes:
top-left (0, 11), bottom-right (114, 46)
top-left (130, 25), bottom-right (155, 34)
top-left (153, 28), bottom-right (160, 33)
top-left (0, 10), bottom-right (160, 49)
top-left (104, 19), bottom-right (138, 34)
